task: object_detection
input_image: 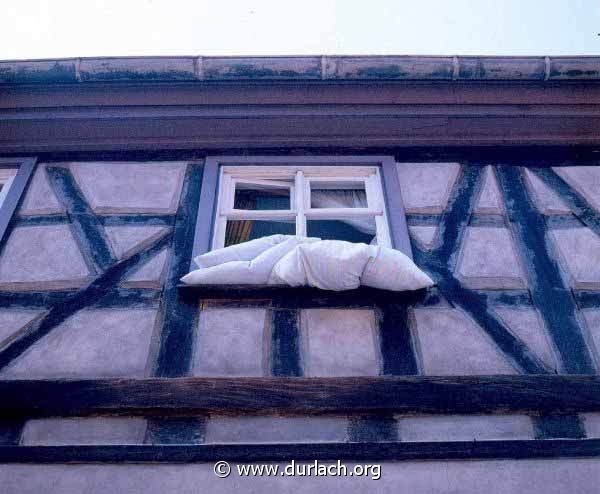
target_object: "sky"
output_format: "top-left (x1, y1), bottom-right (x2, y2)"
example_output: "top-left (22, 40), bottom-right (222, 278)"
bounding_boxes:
top-left (2, 0), bottom-right (599, 59)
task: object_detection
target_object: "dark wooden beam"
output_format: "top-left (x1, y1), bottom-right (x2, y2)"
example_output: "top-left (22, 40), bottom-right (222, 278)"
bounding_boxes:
top-left (178, 284), bottom-right (429, 309)
top-left (0, 231), bottom-right (172, 370)
top-left (2, 376), bottom-right (600, 417)
top-left (0, 287), bottom-right (161, 309)
top-left (3, 439), bottom-right (600, 463)
top-left (3, 80), bottom-right (600, 153)
top-left (497, 166), bottom-right (596, 374)
top-left (0, 420), bottom-right (23, 446)
top-left (153, 164), bottom-right (203, 377)
top-left (576, 291), bottom-right (600, 309)
top-left (413, 165), bottom-right (550, 374)
top-left (376, 303), bottom-right (419, 375)
top-left (46, 166), bottom-right (116, 272)
top-left (347, 415), bottom-right (398, 442)
top-left (270, 309), bottom-right (302, 377)
top-left (144, 417), bottom-right (206, 445)
top-left (531, 167), bottom-right (600, 238)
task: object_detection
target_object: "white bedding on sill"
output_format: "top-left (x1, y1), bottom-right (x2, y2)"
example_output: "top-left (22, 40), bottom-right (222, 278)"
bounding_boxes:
top-left (181, 234), bottom-right (434, 292)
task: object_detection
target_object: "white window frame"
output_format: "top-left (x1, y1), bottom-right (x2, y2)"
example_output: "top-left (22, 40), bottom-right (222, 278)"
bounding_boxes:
top-left (211, 165), bottom-right (392, 250)
top-left (191, 156), bottom-right (412, 269)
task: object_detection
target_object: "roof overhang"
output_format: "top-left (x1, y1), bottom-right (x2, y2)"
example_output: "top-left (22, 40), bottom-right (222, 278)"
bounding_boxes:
top-left (1, 55), bottom-right (600, 155)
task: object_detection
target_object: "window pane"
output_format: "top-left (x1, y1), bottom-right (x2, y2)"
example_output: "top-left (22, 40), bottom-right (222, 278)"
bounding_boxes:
top-left (307, 218), bottom-right (376, 245)
top-left (224, 219), bottom-right (295, 247)
top-left (310, 182), bottom-right (367, 209)
top-left (234, 184), bottom-right (291, 210)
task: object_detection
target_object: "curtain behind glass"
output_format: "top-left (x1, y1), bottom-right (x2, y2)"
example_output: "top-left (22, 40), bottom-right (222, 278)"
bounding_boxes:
top-left (311, 190), bottom-right (375, 235)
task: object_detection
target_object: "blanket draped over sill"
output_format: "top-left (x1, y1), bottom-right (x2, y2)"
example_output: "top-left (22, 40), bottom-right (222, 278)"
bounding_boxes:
top-left (181, 235), bottom-right (433, 292)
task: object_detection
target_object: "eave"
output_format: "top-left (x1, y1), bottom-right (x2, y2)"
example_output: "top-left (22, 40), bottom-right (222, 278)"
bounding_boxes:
top-left (1, 55), bottom-right (600, 154)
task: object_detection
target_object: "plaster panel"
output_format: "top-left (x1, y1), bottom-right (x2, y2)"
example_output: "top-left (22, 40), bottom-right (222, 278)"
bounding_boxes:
top-left (582, 413), bottom-right (600, 439)
top-left (409, 225), bottom-right (437, 249)
top-left (205, 416), bottom-right (348, 443)
top-left (0, 225), bottom-right (90, 290)
top-left (105, 226), bottom-right (169, 259)
top-left (399, 414), bottom-right (534, 441)
top-left (0, 310), bottom-right (42, 346)
top-left (457, 227), bottom-right (526, 289)
top-left (396, 163), bottom-right (460, 214)
top-left (0, 308), bottom-right (157, 378)
top-left (583, 310), bottom-right (600, 367)
top-left (192, 308), bottom-right (267, 377)
top-left (120, 248), bottom-right (169, 288)
top-left (71, 162), bottom-right (186, 214)
top-left (474, 166), bottom-right (503, 214)
top-left (553, 166), bottom-right (600, 212)
top-left (301, 309), bottom-right (379, 377)
top-left (18, 164), bottom-right (64, 216)
top-left (412, 308), bottom-right (517, 375)
top-left (549, 228), bottom-right (600, 290)
top-left (523, 168), bottom-right (571, 215)
top-left (22, 418), bottom-right (147, 445)
top-left (494, 308), bottom-right (557, 370)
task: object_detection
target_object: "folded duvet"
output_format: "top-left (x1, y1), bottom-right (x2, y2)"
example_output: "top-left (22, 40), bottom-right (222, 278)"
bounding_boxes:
top-left (181, 234), bottom-right (434, 291)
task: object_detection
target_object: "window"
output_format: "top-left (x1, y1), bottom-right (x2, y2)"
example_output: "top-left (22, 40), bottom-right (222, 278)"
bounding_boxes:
top-left (0, 157), bottom-right (36, 242)
top-left (211, 166), bottom-right (391, 249)
top-left (191, 156), bottom-right (412, 268)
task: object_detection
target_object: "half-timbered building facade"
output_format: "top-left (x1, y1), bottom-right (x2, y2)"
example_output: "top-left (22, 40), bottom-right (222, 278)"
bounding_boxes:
top-left (1, 55), bottom-right (600, 492)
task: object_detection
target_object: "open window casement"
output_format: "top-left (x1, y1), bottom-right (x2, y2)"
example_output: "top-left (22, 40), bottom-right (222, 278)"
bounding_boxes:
top-left (212, 166), bottom-right (392, 250)
top-left (183, 157), bottom-right (432, 291)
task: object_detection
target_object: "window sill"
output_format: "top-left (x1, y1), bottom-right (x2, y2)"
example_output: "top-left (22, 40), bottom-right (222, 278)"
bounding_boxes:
top-left (177, 283), bottom-right (430, 306)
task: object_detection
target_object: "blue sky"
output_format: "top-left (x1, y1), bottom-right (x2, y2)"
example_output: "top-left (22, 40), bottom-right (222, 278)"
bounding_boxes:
top-left (3, 0), bottom-right (599, 59)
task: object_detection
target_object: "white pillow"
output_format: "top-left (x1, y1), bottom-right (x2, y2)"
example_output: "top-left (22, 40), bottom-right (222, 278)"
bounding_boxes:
top-left (182, 236), bottom-right (434, 292)
top-left (182, 236), bottom-right (318, 285)
top-left (361, 246), bottom-right (434, 291)
top-left (193, 234), bottom-right (289, 268)
top-left (269, 240), bottom-right (370, 290)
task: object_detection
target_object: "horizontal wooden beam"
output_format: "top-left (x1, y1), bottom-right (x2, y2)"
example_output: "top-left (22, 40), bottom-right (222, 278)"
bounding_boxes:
top-left (2, 439), bottom-right (600, 463)
top-left (2, 376), bottom-right (600, 417)
top-left (3, 82), bottom-right (600, 153)
top-left (4, 112), bottom-right (600, 153)
top-left (178, 284), bottom-right (429, 308)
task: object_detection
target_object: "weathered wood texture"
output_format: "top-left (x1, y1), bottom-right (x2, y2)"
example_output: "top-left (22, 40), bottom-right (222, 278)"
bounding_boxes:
top-left (2, 376), bottom-right (600, 416)
top-left (178, 284), bottom-right (429, 308)
top-left (2, 439), bottom-right (600, 463)
top-left (2, 56), bottom-right (600, 84)
top-left (3, 78), bottom-right (600, 153)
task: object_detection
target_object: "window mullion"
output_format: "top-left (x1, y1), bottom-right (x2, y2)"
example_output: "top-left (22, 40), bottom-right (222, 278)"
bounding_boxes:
top-left (295, 170), bottom-right (306, 236)
top-left (304, 208), bottom-right (381, 219)
top-left (212, 169), bottom-right (230, 249)
top-left (368, 172), bottom-right (392, 248)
